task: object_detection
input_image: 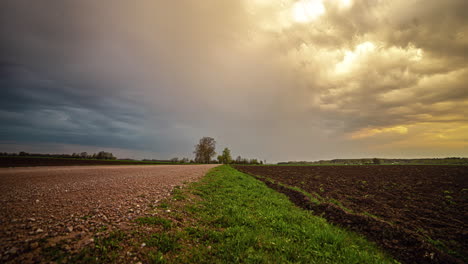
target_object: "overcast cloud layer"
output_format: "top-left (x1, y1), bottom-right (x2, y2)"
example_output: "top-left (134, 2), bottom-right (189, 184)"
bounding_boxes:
top-left (1, 0), bottom-right (467, 161)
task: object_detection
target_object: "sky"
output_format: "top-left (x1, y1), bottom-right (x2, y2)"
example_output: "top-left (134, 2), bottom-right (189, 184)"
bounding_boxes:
top-left (1, 0), bottom-right (467, 162)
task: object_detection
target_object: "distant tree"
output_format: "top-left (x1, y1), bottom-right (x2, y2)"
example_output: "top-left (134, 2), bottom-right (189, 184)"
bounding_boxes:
top-left (194, 137), bottom-right (216, 164)
top-left (180, 158), bottom-right (189, 163)
top-left (170, 157), bottom-right (179, 163)
top-left (235, 156), bottom-right (242, 164)
top-left (372, 158), bottom-right (381, 165)
top-left (223, 148), bottom-right (233, 164)
top-left (80, 152), bottom-right (88, 158)
top-left (218, 147), bottom-right (232, 164)
top-left (96, 151), bottom-right (116, 160)
top-left (249, 158), bottom-right (259, 165)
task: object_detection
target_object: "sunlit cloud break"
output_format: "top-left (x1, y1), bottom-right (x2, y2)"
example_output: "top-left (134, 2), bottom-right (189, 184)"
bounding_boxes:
top-left (350, 126), bottom-right (408, 139)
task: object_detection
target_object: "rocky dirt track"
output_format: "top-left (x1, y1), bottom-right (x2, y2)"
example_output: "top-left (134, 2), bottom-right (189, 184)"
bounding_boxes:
top-left (0, 165), bottom-right (217, 263)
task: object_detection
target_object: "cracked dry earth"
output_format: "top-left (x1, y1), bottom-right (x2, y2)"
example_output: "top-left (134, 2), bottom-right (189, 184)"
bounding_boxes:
top-left (0, 165), bottom-right (217, 263)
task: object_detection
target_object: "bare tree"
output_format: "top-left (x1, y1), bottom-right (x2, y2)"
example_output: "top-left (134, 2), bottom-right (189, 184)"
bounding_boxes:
top-left (194, 137), bottom-right (216, 163)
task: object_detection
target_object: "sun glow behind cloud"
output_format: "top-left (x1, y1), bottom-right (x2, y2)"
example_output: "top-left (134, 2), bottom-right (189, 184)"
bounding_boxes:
top-left (292, 0), bottom-right (325, 23)
top-left (335, 42), bottom-right (376, 74)
top-left (337, 0), bottom-right (352, 8)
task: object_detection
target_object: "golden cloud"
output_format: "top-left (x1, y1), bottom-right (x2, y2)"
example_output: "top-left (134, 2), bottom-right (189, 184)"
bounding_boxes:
top-left (350, 126), bottom-right (409, 139)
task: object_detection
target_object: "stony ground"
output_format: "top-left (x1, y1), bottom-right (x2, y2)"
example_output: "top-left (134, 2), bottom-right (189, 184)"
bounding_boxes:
top-left (0, 165), bottom-right (217, 263)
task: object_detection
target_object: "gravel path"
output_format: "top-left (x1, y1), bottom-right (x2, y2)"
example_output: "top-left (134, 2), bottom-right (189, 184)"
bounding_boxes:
top-left (0, 165), bottom-right (217, 263)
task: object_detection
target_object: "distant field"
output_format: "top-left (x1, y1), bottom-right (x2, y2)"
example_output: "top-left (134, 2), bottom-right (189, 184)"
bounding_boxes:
top-left (277, 158), bottom-right (468, 166)
top-left (235, 165), bottom-right (468, 264)
top-left (0, 156), bottom-right (178, 167)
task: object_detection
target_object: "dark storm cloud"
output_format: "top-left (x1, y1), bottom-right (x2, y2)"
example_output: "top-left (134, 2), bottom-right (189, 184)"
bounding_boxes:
top-left (0, 0), bottom-right (253, 157)
top-left (0, 1), bottom-right (150, 150)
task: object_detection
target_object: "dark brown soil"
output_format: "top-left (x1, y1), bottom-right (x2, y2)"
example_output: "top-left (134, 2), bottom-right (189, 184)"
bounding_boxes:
top-left (235, 165), bottom-right (468, 264)
top-left (0, 157), bottom-right (167, 167)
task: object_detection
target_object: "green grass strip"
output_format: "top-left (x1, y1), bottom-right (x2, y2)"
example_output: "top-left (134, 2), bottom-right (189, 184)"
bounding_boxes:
top-left (175, 165), bottom-right (397, 264)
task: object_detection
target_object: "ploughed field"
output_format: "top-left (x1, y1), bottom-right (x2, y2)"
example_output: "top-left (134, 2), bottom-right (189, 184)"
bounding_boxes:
top-left (235, 165), bottom-right (468, 263)
top-left (0, 165), bottom-right (217, 263)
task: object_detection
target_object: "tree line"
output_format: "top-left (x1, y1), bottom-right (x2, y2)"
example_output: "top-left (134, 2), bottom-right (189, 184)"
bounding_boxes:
top-left (278, 157), bottom-right (468, 165)
top-left (0, 151), bottom-right (116, 160)
top-left (192, 137), bottom-right (264, 165)
top-left (1, 137), bottom-right (264, 164)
